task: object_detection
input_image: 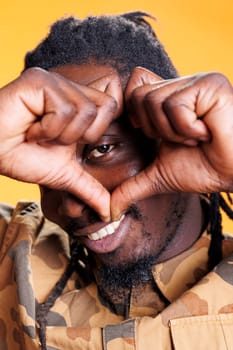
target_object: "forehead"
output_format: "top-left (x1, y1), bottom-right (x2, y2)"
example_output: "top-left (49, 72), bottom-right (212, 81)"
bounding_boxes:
top-left (50, 64), bottom-right (119, 85)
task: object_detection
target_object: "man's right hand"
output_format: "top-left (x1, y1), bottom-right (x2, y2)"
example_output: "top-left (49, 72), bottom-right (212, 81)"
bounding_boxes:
top-left (0, 68), bottom-right (122, 221)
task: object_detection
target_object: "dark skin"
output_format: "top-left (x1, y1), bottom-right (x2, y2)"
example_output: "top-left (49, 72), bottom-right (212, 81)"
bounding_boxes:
top-left (0, 64), bottom-right (233, 270)
top-left (40, 64), bottom-right (203, 267)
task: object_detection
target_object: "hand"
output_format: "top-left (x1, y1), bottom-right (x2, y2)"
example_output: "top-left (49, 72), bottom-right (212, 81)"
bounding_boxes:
top-left (0, 68), bottom-right (123, 221)
top-left (111, 67), bottom-right (233, 219)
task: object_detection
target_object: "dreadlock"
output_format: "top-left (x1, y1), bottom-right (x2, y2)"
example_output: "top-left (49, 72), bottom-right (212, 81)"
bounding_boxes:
top-left (208, 193), bottom-right (233, 270)
top-left (24, 11), bottom-right (233, 349)
top-left (24, 11), bottom-right (177, 79)
top-left (36, 242), bottom-right (94, 350)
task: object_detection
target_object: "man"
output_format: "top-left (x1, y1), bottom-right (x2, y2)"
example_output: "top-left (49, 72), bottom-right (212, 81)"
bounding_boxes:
top-left (0, 12), bottom-right (233, 349)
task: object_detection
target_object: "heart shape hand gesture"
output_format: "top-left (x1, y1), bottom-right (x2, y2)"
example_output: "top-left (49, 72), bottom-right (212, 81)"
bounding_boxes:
top-left (1, 67), bottom-right (233, 221)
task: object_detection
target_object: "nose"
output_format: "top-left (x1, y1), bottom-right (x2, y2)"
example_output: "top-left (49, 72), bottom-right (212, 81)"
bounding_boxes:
top-left (59, 193), bottom-right (86, 218)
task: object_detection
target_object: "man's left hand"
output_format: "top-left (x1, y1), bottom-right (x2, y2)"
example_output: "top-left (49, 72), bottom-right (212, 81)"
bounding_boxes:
top-left (111, 67), bottom-right (233, 219)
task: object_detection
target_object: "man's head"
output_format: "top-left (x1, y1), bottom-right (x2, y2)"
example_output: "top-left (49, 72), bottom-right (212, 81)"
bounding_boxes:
top-left (24, 12), bottom-right (204, 280)
top-left (24, 11), bottom-right (177, 79)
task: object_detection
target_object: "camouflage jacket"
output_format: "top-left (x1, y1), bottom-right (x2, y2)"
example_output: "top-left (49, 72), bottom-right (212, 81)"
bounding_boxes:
top-left (1, 201), bottom-right (233, 350)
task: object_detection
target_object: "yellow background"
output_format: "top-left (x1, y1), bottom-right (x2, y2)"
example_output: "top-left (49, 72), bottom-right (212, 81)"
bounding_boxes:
top-left (1, 0), bottom-right (233, 230)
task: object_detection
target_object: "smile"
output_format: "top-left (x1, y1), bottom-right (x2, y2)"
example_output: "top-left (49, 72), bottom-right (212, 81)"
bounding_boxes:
top-left (88, 215), bottom-right (125, 241)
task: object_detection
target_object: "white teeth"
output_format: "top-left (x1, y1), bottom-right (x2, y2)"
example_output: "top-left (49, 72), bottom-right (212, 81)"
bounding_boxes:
top-left (89, 232), bottom-right (99, 241)
top-left (112, 221), bottom-right (120, 229)
top-left (88, 215), bottom-right (125, 241)
top-left (106, 225), bottom-right (115, 234)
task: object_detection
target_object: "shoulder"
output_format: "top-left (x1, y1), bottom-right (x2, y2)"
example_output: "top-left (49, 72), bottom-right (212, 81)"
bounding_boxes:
top-left (222, 232), bottom-right (233, 259)
top-left (0, 202), bottom-right (14, 220)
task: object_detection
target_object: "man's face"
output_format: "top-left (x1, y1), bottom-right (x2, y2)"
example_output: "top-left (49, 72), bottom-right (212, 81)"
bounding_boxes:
top-left (40, 63), bottom-right (189, 267)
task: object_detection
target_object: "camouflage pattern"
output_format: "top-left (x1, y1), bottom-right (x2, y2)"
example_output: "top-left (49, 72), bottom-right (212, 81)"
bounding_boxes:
top-left (0, 201), bottom-right (233, 349)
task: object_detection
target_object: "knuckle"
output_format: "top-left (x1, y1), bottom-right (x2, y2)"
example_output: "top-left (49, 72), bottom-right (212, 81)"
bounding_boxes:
top-left (162, 96), bottom-right (176, 110)
top-left (104, 96), bottom-right (117, 115)
top-left (127, 67), bottom-right (143, 89)
top-left (203, 72), bottom-right (231, 88)
top-left (131, 66), bottom-right (144, 76)
top-left (145, 89), bottom-right (156, 101)
top-left (21, 67), bottom-right (48, 81)
top-left (82, 102), bottom-right (97, 121)
top-left (131, 85), bottom-right (146, 103)
top-left (39, 127), bottom-right (55, 139)
top-left (57, 102), bottom-right (77, 120)
top-left (206, 72), bottom-right (227, 83)
top-left (144, 89), bottom-right (159, 106)
top-left (132, 87), bottom-right (141, 100)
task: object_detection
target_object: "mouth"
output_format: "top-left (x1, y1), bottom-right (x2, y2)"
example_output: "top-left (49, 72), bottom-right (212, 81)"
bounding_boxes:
top-left (66, 205), bottom-right (141, 255)
top-left (78, 213), bottom-right (133, 254)
top-left (87, 215), bottom-right (125, 241)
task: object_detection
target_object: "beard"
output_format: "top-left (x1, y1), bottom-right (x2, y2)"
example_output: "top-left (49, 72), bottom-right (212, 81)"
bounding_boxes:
top-left (96, 253), bottom-right (156, 292)
top-left (67, 200), bottom-right (183, 293)
top-left (95, 204), bottom-right (154, 289)
top-left (94, 203), bottom-right (178, 293)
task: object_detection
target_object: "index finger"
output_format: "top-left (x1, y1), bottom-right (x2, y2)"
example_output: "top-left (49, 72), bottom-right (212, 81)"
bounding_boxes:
top-left (78, 73), bottom-right (123, 143)
top-left (125, 67), bottom-right (163, 128)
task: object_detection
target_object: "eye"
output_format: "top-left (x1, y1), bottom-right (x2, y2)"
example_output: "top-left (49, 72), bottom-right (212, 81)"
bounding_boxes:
top-left (86, 144), bottom-right (115, 160)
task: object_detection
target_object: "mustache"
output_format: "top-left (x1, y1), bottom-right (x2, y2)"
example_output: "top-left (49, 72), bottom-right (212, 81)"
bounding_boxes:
top-left (127, 204), bottom-right (142, 220)
top-left (64, 204), bottom-right (142, 236)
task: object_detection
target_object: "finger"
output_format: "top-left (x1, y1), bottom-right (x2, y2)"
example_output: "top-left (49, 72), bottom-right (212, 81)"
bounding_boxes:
top-left (88, 72), bottom-right (123, 112)
top-left (51, 73), bottom-right (123, 144)
top-left (125, 69), bottom-right (181, 140)
top-left (124, 67), bottom-right (192, 142)
top-left (131, 74), bottom-right (210, 144)
top-left (126, 83), bottom-right (158, 138)
top-left (26, 72), bottom-right (98, 144)
top-left (26, 71), bottom-right (122, 145)
top-left (50, 73), bottom-right (122, 143)
top-left (126, 68), bottom-right (210, 144)
top-left (150, 75), bottom-right (211, 142)
top-left (65, 162), bottom-right (111, 222)
top-left (78, 73), bottom-right (123, 143)
top-left (189, 73), bottom-right (233, 174)
top-left (125, 66), bottom-right (163, 99)
top-left (39, 157), bottom-right (111, 222)
top-left (110, 163), bottom-right (160, 220)
top-left (0, 68), bottom-right (86, 146)
top-left (0, 68), bottom-right (54, 139)
top-left (125, 67), bottom-right (163, 128)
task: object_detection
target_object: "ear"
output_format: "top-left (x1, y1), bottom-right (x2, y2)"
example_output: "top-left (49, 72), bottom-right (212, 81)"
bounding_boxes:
top-left (89, 73), bottom-right (123, 115)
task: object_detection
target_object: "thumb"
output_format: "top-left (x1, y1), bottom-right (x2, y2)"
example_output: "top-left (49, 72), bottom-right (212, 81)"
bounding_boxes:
top-left (125, 67), bottom-right (163, 127)
top-left (55, 160), bottom-right (111, 222)
top-left (110, 162), bottom-right (161, 220)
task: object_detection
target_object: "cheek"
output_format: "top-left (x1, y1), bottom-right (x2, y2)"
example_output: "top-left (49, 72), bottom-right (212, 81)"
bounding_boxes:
top-left (138, 194), bottom-right (181, 236)
top-left (39, 186), bottom-right (63, 223)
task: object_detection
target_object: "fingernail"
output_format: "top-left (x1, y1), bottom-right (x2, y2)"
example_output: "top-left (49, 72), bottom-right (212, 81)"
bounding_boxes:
top-left (100, 214), bottom-right (111, 223)
top-left (199, 135), bottom-right (211, 142)
top-left (183, 139), bottom-right (198, 146)
top-left (110, 210), bottom-right (119, 222)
